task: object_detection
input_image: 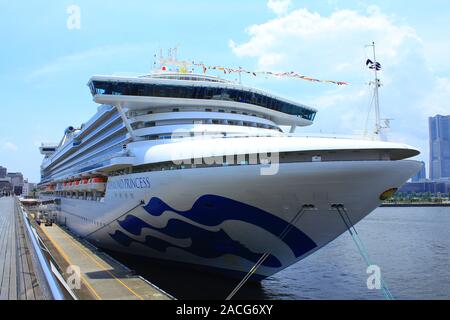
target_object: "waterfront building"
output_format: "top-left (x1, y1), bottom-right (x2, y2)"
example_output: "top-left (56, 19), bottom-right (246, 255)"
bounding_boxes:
top-left (429, 115), bottom-right (450, 180)
top-left (22, 180), bottom-right (37, 197)
top-left (0, 177), bottom-right (12, 195)
top-left (411, 161), bottom-right (426, 182)
top-left (0, 166), bottom-right (6, 178)
top-left (398, 181), bottom-right (447, 195)
top-left (7, 172), bottom-right (24, 196)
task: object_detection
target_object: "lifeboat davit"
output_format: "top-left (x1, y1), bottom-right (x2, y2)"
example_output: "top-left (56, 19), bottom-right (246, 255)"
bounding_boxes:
top-left (88, 177), bottom-right (107, 192)
top-left (74, 179), bottom-right (81, 192)
top-left (79, 178), bottom-right (89, 192)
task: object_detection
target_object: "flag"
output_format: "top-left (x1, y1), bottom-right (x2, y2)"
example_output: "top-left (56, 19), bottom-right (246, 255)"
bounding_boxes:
top-left (366, 59), bottom-right (381, 71)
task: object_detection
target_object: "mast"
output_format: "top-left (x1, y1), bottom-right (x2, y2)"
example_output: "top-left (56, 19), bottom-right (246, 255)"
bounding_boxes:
top-left (370, 41), bottom-right (382, 139)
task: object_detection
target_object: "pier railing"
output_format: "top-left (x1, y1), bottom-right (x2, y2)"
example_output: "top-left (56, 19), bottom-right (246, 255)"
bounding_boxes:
top-left (17, 199), bottom-right (77, 300)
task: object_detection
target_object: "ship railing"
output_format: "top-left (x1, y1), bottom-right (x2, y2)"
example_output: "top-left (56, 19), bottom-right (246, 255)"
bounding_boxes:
top-left (169, 131), bottom-right (370, 141)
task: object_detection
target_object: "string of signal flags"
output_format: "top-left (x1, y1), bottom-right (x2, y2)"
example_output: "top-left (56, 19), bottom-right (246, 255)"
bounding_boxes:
top-left (191, 61), bottom-right (350, 86)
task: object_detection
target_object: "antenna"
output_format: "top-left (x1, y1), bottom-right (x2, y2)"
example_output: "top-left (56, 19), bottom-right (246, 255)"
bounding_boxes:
top-left (238, 67), bottom-right (242, 85)
top-left (153, 47), bottom-right (192, 74)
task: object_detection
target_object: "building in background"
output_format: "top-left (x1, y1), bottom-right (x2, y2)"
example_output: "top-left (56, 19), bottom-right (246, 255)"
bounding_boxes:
top-left (429, 115), bottom-right (450, 180)
top-left (22, 180), bottom-right (37, 198)
top-left (398, 181), bottom-right (448, 195)
top-left (0, 177), bottom-right (12, 195)
top-left (394, 115), bottom-right (450, 199)
top-left (411, 161), bottom-right (426, 182)
top-left (0, 166), bottom-right (6, 178)
top-left (6, 172), bottom-right (24, 195)
top-left (0, 165), bottom-right (32, 196)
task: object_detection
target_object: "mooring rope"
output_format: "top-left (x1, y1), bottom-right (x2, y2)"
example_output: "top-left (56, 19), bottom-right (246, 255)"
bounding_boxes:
top-left (333, 204), bottom-right (394, 300)
top-left (225, 204), bottom-right (314, 300)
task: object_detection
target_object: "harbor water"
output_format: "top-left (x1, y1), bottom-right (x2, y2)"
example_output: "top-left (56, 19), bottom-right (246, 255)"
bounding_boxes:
top-left (108, 206), bottom-right (450, 300)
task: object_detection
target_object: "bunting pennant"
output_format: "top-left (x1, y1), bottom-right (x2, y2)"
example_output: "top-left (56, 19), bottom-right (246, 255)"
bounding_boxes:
top-left (191, 61), bottom-right (349, 86)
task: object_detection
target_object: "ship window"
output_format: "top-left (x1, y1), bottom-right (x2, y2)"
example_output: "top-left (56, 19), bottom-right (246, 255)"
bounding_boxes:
top-left (90, 80), bottom-right (317, 121)
top-left (144, 121), bottom-right (155, 127)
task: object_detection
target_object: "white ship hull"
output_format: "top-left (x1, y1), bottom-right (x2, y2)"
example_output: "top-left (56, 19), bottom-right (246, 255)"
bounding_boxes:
top-left (48, 160), bottom-right (421, 280)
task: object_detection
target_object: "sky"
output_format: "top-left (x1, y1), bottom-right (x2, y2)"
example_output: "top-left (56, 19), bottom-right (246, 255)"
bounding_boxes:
top-left (0, 0), bottom-right (449, 182)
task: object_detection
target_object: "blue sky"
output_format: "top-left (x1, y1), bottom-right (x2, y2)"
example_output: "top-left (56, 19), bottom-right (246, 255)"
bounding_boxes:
top-left (1, 0), bottom-right (449, 182)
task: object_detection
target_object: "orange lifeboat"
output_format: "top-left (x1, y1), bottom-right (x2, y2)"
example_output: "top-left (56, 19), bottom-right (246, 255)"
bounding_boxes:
top-left (88, 176), bottom-right (107, 192)
top-left (74, 179), bottom-right (82, 191)
top-left (67, 181), bottom-right (74, 191)
top-left (79, 178), bottom-right (90, 192)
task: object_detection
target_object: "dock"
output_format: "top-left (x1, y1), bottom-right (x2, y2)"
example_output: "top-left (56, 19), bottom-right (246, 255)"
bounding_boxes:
top-left (0, 195), bottom-right (173, 300)
top-left (0, 196), bottom-right (43, 300)
top-left (36, 222), bottom-right (172, 300)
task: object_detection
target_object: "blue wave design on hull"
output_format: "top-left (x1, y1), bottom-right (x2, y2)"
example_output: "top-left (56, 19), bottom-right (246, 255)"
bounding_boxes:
top-left (109, 194), bottom-right (317, 271)
top-left (142, 195), bottom-right (316, 257)
top-left (113, 216), bottom-right (281, 267)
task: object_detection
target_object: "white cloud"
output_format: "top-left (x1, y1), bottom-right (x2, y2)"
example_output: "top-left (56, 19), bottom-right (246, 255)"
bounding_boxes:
top-left (230, 5), bottom-right (450, 172)
top-left (267, 0), bottom-right (292, 16)
top-left (419, 77), bottom-right (450, 116)
top-left (231, 7), bottom-right (420, 72)
top-left (1, 142), bottom-right (18, 151)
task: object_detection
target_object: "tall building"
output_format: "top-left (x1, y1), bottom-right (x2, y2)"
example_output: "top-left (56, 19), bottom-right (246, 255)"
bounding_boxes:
top-left (7, 172), bottom-right (24, 195)
top-left (429, 115), bottom-right (450, 180)
top-left (411, 161), bottom-right (426, 182)
top-left (0, 166), bottom-right (6, 178)
top-left (22, 180), bottom-right (37, 197)
top-left (0, 177), bottom-right (12, 195)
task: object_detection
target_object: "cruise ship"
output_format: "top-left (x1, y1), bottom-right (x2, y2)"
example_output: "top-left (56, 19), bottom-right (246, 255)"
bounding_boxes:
top-left (39, 64), bottom-right (421, 280)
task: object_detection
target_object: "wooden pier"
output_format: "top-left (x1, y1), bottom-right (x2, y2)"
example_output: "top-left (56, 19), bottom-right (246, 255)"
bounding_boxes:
top-left (1, 196), bottom-right (173, 300)
top-left (0, 196), bottom-right (43, 300)
top-left (34, 213), bottom-right (173, 300)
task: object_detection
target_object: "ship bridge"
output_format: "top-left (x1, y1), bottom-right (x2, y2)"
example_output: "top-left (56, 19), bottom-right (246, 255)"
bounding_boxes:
top-left (88, 74), bottom-right (317, 127)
